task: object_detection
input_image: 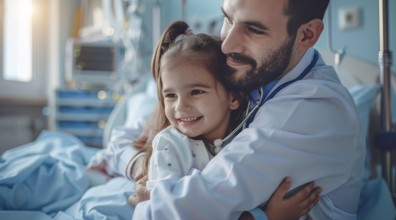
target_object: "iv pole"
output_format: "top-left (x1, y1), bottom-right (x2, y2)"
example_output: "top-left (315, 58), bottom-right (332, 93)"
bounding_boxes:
top-left (377, 0), bottom-right (395, 199)
top-left (181, 0), bottom-right (187, 21)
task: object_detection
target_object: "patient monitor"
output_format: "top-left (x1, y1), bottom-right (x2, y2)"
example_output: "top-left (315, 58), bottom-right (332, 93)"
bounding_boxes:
top-left (65, 39), bottom-right (125, 89)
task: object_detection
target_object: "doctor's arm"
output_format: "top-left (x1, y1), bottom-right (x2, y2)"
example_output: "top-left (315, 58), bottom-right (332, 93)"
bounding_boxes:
top-left (130, 176), bottom-right (321, 219)
top-left (132, 92), bottom-right (356, 219)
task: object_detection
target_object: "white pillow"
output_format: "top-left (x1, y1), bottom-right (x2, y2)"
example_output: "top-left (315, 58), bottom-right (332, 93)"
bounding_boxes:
top-left (124, 79), bottom-right (158, 127)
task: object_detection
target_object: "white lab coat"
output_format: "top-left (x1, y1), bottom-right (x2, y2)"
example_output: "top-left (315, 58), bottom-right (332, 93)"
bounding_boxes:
top-left (132, 48), bottom-right (366, 220)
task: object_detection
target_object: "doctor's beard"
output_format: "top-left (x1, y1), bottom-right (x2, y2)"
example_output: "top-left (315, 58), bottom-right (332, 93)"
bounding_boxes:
top-left (223, 35), bottom-right (296, 92)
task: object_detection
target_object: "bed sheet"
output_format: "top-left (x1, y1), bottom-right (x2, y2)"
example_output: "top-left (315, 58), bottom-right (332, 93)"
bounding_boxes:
top-left (0, 131), bottom-right (135, 220)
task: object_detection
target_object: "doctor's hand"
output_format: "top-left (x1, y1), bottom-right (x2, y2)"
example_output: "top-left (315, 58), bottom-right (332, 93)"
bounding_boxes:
top-left (264, 177), bottom-right (322, 220)
top-left (128, 175), bottom-right (150, 206)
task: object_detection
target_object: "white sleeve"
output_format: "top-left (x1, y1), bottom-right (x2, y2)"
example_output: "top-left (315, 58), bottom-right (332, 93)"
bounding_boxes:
top-left (146, 128), bottom-right (194, 191)
top-left (132, 82), bottom-right (365, 220)
top-left (87, 117), bottom-right (145, 178)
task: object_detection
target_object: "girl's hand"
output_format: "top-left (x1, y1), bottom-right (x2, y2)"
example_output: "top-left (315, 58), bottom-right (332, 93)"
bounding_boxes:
top-left (128, 175), bottom-right (150, 206)
top-left (264, 177), bottom-right (322, 220)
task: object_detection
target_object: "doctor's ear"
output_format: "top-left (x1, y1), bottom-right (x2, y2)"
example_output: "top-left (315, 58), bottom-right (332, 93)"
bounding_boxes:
top-left (295, 19), bottom-right (324, 50)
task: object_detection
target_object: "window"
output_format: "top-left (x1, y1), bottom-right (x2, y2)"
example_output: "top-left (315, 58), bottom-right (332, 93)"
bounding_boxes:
top-left (3, 0), bottom-right (34, 82)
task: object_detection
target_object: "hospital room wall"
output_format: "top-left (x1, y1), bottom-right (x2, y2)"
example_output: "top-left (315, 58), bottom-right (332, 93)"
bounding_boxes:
top-left (316, 0), bottom-right (396, 74)
top-left (162, 0), bottom-right (396, 74)
top-left (159, 0), bottom-right (223, 35)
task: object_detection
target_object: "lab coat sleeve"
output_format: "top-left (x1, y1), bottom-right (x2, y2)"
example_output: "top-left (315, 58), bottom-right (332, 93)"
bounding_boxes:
top-left (133, 80), bottom-right (365, 220)
top-left (87, 117), bottom-right (145, 178)
top-left (146, 128), bottom-right (194, 191)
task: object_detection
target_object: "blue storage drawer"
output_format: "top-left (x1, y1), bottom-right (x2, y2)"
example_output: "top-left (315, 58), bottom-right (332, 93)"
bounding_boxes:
top-left (55, 87), bottom-right (119, 148)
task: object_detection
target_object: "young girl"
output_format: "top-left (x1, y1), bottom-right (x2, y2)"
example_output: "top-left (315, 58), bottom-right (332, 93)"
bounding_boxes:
top-left (146, 21), bottom-right (246, 191)
top-left (130, 21), bottom-right (320, 220)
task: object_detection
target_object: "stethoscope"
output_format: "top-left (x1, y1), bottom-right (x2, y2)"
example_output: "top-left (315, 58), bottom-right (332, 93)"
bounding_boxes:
top-left (212, 86), bottom-right (266, 151)
top-left (213, 50), bottom-right (319, 150)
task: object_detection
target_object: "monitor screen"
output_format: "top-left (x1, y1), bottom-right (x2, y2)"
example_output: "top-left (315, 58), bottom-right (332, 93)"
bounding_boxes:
top-left (65, 39), bottom-right (124, 89)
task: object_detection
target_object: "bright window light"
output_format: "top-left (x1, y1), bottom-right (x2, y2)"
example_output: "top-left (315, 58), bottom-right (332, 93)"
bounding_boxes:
top-left (3, 0), bottom-right (34, 82)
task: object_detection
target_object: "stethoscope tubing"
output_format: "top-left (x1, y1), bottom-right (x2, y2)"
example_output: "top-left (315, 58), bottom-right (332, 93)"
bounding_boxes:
top-left (219, 50), bottom-right (319, 147)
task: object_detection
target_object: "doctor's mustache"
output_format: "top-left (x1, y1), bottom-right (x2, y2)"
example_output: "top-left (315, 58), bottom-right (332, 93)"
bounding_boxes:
top-left (227, 53), bottom-right (257, 69)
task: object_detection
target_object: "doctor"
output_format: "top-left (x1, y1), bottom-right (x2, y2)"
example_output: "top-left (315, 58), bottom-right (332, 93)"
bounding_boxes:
top-left (130, 0), bottom-right (366, 219)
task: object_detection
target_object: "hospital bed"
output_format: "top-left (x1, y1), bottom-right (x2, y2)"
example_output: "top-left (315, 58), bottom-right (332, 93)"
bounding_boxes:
top-left (1, 50), bottom-right (396, 219)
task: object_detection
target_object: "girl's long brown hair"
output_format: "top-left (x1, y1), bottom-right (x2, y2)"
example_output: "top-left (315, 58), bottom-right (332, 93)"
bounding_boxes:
top-left (138, 21), bottom-right (247, 176)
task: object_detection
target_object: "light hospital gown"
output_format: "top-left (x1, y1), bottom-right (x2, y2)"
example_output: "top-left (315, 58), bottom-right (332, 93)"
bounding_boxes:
top-left (146, 126), bottom-right (214, 191)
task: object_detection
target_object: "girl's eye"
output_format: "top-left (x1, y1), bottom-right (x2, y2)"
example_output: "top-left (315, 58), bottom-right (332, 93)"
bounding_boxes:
top-left (191, 90), bottom-right (205, 95)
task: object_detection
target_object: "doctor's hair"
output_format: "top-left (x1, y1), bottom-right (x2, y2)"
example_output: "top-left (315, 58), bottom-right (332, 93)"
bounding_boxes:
top-left (284, 0), bottom-right (329, 36)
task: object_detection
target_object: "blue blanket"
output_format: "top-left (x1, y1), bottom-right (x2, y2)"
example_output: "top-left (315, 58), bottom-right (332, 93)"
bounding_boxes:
top-left (0, 131), bottom-right (134, 220)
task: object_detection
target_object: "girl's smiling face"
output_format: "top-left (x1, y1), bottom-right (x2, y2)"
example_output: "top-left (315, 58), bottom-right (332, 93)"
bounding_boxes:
top-left (161, 61), bottom-right (240, 142)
